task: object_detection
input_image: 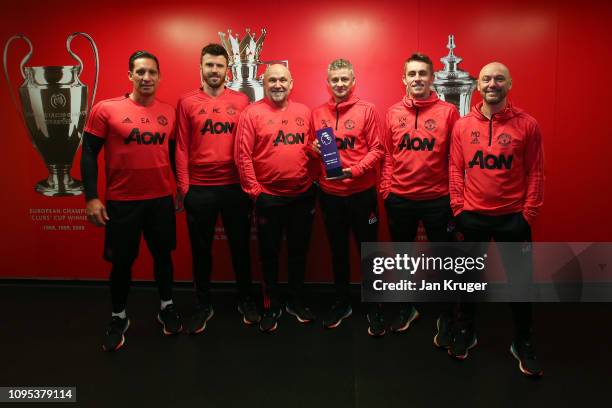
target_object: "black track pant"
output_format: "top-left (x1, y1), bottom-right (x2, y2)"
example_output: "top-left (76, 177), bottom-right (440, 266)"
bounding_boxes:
top-left (184, 184), bottom-right (253, 306)
top-left (455, 211), bottom-right (533, 340)
top-left (255, 186), bottom-right (316, 310)
top-left (384, 194), bottom-right (452, 242)
top-left (319, 188), bottom-right (378, 303)
top-left (105, 196), bottom-right (176, 313)
top-left (385, 194), bottom-right (453, 313)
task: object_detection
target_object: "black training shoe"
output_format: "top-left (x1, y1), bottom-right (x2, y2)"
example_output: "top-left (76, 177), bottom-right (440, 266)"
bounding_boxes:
top-left (259, 308), bottom-right (282, 333)
top-left (186, 304), bottom-right (214, 335)
top-left (157, 304), bottom-right (183, 335)
top-left (103, 316), bottom-right (130, 352)
top-left (448, 327), bottom-right (477, 360)
top-left (390, 305), bottom-right (420, 333)
top-left (238, 296), bottom-right (261, 325)
top-left (285, 300), bottom-right (316, 323)
top-left (510, 339), bottom-right (544, 377)
top-left (322, 300), bottom-right (352, 329)
top-left (433, 314), bottom-right (453, 348)
top-left (367, 310), bottom-right (386, 337)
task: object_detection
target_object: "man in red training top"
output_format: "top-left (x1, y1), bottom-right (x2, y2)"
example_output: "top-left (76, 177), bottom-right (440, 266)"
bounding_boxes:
top-left (175, 43), bottom-right (259, 334)
top-left (80, 51), bottom-right (180, 352)
top-left (235, 64), bottom-right (316, 333)
top-left (311, 58), bottom-right (385, 335)
top-left (449, 62), bottom-right (544, 377)
top-left (380, 53), bottom-right (459, 336)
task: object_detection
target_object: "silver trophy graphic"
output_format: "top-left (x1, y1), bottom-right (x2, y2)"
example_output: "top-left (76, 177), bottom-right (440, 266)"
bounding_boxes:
top-left (3, 32), bottom-right (99, 197)
top-left (433, 35), bottom-right (476, 116)
top-left (218, 28), bottom-right (287, 102)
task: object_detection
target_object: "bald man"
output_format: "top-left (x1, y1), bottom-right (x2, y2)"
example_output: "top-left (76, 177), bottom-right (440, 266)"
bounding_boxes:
top-left (235, 64), bottom-right (317, 332)
top-left (449, 62), bottom-right (544, 376)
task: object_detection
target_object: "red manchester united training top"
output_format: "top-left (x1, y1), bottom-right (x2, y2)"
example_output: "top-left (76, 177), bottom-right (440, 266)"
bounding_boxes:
top-left (235, 99), bottom-right (315, 199)
top-left (311, 95), bottom-right (384, 196)
top-left (381, 92), bottom-right (459, 200)
top-left (449, 101), bottom-right (544, 225)
top-left (85, 95), bottom-right (176, 201)
top-left (175, 88), bottom-right (250, 195)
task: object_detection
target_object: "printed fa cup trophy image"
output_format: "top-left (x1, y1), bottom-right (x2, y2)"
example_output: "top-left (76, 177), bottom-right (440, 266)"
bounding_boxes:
top-left (433, 35), bottom-right (476, 117)
top-left (3, 32), bottom-right (98, 197)
top-left (218, 28), bottom-right (287, 102)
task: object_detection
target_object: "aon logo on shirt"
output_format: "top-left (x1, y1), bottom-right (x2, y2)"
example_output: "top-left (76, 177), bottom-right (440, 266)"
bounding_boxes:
top-left (124, 128), bottom-right (166, 145)
top-left (337, 137), bottom-right (356, 150)
top-left (273, 130), bottom-right (305, 146)
top-left (468, 151), bottom-right (513, 170)
top-left (201, 119), bottom-right (235, 135)
top-left (398, 134), bottom-right (435, 151)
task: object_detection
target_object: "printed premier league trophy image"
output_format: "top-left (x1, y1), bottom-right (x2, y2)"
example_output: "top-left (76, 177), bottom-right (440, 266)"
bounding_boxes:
top-left (316, 127), bottom-right (344, 179)
top-left (433, 35), bottom-right (476, 116)
top-left (218, 28), bottom-right (286, 102)
top-left (3, 32), bottom-right (99, 197)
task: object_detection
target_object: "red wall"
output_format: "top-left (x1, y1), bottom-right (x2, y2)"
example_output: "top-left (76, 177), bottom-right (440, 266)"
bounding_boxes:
top-left (1, 0), bottom-right (611, 282)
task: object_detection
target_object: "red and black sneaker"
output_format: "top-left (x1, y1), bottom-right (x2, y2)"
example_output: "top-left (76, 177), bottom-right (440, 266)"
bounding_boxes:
top-left (322, 300), bottom-right (352, 329)
top-left (367, 310), bottom-right (386, 337)
top-left (259, 307), bottom-right (282, 333)
top-left (390, 305), bottom-right (419, 333)
top-left (448, 327), bottom-right (477, 360)
top-left (157, 304), bottom-right (183, 335)
top-left (433, 314), bottom-right (453, 349)
top-left (237, 296), bottom-right (261, 325)
top-left (185, 304), bottom-right (213, 335)
top-left (510, 339), bottom-right (544, 377)
top-left (285, 300), bottom-right (316, 324)
top-left (102, 316), bottom-right (130, 352)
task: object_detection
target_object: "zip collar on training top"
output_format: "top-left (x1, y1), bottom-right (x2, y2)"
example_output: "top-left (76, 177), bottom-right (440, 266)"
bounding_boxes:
top-left (470, 100), bottom-right (520, 122)
top-left (402, 92), bottom-right (440, 110)
top-left (328, 94), bottom-right (360, 130)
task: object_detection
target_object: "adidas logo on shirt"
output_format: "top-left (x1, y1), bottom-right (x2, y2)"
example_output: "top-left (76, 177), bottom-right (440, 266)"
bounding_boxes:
top-left (122, 117), bottom-right (133, 124)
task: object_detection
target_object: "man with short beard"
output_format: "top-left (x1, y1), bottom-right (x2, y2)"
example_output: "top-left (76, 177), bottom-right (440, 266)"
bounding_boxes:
top-left (176, 43), bottom-right (259, 334)
top-left (449, 62), bottom-right (544, 376)
top-left (311, 59), bottom-right (385, 335)
top-left (235, 64), bottom-right (317, 333)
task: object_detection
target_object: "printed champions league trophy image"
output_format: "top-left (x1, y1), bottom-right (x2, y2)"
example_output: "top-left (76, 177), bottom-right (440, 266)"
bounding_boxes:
top-left (3, 32), bottom-right (99, 197)
top-left (218, 28), bottom-right (287, 102)
top-left (433, 35), bottom-right (476, 116)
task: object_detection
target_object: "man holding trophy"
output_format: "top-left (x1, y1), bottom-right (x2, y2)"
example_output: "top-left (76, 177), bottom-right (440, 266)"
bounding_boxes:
top-left (311, 59), bottom-right (385, 335)
top-left (81, 51), bottom-right (181, 351)
top-left (380, 53), bottom-right (459, 336)
top-left (175, 43), bottom-right (259, 334)
top-left (235, 64), bottom-right (317, 333)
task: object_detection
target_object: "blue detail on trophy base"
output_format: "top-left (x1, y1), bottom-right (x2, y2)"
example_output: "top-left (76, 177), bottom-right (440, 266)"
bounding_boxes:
top-left (326, 167), bottom-right (344, 178)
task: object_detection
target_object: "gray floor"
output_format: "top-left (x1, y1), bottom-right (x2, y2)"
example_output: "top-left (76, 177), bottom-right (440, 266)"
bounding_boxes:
top-left (1, 282), bottom-right (610, 407)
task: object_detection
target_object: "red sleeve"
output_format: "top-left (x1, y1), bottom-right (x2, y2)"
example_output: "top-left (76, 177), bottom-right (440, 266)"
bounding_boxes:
top-left (351, 106), bottom-right (384, 178)
top-left (446, 106), bottom-right (460, 157)
top-left (522, 121), bottom-right (545, 225)
top-left (175, 99), bottom-right (191, 196)
top-left (449, 122), bottom-right (465, 216)
top-left (235, 109), bottom-right (262, 199)
top-left (379, 110), bottom-right (394, 199)
top-left (168, 109), bottom-right (177, 141)
top-left (84, 102), bottom-right (108, 139)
